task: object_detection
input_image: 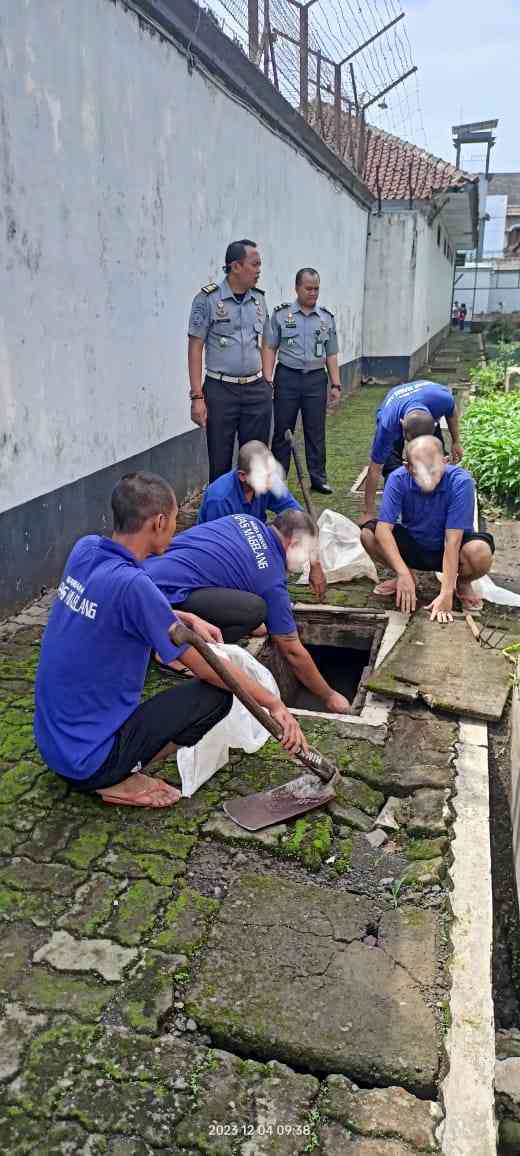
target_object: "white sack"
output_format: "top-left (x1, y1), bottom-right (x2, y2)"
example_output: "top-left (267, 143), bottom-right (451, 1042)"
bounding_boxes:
top-left (472, 574), bottom-right (520, 607)
top-left (296, 508), bottom-right (378, 585)
top-left (176, 644), bottom-right (279, 797)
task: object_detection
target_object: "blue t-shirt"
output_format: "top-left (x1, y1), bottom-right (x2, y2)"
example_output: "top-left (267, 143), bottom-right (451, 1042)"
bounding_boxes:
top-left (378, 465), bottom-right (475, 551)
top-left (371, 381), bottom-right (455, 465)
top-left (144, 515), bottom-right (297, 636)
top-left (34, 536), bottom-right (187, 781)
top-left (197, 469), bottom-right (302, 525)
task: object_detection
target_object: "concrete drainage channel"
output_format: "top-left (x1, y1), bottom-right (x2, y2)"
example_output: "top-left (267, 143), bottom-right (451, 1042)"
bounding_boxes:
top-left (246, 603), bottom-right (500, 1154)
top-left (496, 669), bottom-right (520, 1155)
top-left (250, 604), bottom-right (408, 742)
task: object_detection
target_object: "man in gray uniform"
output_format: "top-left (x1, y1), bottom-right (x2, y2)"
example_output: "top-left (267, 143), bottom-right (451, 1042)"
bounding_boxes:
top-left (264, 268), bottom-right (342, 495)
top-left (188, 239), bottom-right (273, 482)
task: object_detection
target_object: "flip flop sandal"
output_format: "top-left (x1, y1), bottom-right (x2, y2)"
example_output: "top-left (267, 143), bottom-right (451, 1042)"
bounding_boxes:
top-left (99, 786), bottom-right (181, 808)
top-left (154, 658), bottom-right (194, 678)
top-left (373, 580), bottom-right (398, 596)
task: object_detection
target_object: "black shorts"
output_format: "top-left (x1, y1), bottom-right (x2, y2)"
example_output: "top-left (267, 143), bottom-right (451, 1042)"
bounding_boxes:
top-left (68, 682), bottom-right (232, 794)
top-left (361, 522), bottom-right (495, 572)
top-left (382, 424), bottom-right (445, 480)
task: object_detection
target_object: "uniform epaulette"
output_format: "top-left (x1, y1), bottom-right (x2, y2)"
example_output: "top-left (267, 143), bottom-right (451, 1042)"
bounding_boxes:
top-left (274, 302), bottom-right (290, 312)
top-left (320, 305), bottom-right (334, 316)
top-left (254, 286), bottom-right (265, 295)
top-left (201, 282), bottom-right (218, 295)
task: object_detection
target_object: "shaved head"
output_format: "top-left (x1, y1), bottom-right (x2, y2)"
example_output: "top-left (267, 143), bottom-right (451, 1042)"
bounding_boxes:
top-left (237, 440), bottom-right (269, 473)
top-left (406, 435), bottom-right (445, 492)
top-left (402, 409), bottom-right (436, 441)
top-left (237, 440), bottom-right (288, 498)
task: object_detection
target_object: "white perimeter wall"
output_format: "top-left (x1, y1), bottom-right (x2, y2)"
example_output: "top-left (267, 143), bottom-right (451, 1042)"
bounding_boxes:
top-left (455, 266), bottom-right (520, 316)
top-left (363, 209), bottom-right (454, 358)
top-left (0, 0), bottom-right (368, 514)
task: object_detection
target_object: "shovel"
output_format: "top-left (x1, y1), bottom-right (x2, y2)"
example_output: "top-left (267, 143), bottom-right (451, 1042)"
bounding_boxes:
top-left (284, 428), bottom-right (317, 521)
top-left (169, 622), bottom-right (339, 830)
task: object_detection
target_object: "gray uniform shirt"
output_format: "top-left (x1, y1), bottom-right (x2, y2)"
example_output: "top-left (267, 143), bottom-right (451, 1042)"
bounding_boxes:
top-left (188, 278), bottom-right (270, 377)
top-left (267, 301), bottom-right (338, 373)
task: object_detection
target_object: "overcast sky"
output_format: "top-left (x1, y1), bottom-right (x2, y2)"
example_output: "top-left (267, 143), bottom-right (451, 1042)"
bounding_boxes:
top-left (405, 0), bottom-right (518, 171)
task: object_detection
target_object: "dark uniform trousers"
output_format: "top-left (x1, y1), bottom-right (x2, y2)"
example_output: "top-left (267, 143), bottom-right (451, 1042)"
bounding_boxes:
top-left (271, 364), bottom-right (328, 485)
top-left (204, 376), bottom-right (273, 482)
top-left (382, 423), bottom-right (446, 480)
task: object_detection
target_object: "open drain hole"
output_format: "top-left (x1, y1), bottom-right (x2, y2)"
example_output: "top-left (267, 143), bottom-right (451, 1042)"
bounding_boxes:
top-left (256, 608), bottom-right (386, 717)
top-left (363, 920), bottom-right (380, 948)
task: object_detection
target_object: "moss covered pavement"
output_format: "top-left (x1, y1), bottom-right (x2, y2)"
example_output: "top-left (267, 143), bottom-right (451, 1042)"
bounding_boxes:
top-left (0, 383), bottom-right (472, 1155)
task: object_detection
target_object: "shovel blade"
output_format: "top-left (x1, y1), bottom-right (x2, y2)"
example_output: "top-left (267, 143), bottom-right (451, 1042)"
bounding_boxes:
top-left (223, 773), bottom-right (336, 831)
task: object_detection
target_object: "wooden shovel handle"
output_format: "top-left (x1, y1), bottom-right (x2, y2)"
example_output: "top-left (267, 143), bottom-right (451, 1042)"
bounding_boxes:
top-left (284, 429), bottom-right (318, 524)
top-left (465, 613), bottom-right (481, 643)
top-left (169, 622), bottom-right (337, 784)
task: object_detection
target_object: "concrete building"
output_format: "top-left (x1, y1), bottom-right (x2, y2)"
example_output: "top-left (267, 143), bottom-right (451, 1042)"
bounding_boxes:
top-left (0, 0), bottom-right (371, 613)
top-left (361, 131), bottom-right (477, 379)
top-left (310, 109), bottom-right (478, 379)
top-left (0, 0), bottom-right (478, 613)
top-left (454, 174), bottom-right (520, 318)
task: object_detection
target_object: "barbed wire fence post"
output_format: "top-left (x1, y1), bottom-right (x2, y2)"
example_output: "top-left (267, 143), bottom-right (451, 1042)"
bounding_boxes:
top-left (212, 0), bottom-right (428, 169)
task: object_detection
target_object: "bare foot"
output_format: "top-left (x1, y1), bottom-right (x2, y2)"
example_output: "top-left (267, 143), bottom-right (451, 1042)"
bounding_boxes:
top-left (98, 771), bottom-right (181, 808)
top-left (373, 578), bottom-right (398, 596)
top-left (456, 580), bottom-right (483, 611)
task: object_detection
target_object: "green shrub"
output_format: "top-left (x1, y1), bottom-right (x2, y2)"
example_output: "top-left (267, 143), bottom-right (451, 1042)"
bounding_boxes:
top-left (468, 363), bottom-right (504, 393)
top-left (461, 393), bottom-right (520, 505)
top-left (486, 317), bottom-right (517, 343)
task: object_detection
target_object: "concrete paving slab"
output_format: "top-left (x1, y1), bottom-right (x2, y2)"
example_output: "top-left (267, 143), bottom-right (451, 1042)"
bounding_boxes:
top-left (324, 1073), bottom-right (442, 1150)
top-left (368, 617), bottom-right (510, 720)
top-left (188, 873), bottom-right (439, 1094)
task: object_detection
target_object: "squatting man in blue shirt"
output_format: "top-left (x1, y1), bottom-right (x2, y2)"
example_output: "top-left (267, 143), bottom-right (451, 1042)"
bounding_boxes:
top-left (145, 510), bottom-right (351, 715)
top-left (361, 380), bottom-right (463, 524)
top-left (34, 473), bottom-right (307, 809)
top-left (197, 439), bottom-right (327, 599)
top-left (360, 436), bottom-right (494, 622)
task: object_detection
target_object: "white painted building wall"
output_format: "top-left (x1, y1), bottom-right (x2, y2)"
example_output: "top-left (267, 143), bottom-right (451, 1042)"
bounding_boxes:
top-left (363, 209), bottom-right (454, 361)
top-left (455, 265), bottom-right (520, 316)
top-left (0, 0), bottom-right (368, 515)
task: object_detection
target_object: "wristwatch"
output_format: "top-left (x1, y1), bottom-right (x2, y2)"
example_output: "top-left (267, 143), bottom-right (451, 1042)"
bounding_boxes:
top-left (331, 383), bottom-right (341, 391)
top-left (190, 393), bottom-right (204, 401)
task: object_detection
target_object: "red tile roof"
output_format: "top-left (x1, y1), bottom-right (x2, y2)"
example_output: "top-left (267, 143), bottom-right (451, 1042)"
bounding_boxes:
top-left (309, 105), bottom-right (476, 202)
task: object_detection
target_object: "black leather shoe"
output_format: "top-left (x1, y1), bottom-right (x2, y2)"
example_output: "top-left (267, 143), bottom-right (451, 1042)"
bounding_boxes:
top-left (310, 481), bottom-right (333, 494)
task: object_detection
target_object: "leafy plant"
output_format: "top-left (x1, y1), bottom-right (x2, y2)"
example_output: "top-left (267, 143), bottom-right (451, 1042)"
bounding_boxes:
top-left (468, 363), bottom-right (504, 393)
top-left (469, 341), bottom-right (519, 393)
top-left (486, 317), bottom-right (519, 344)
top-left (303, 1106), bottom-right (322, 1153)
top-left (461, 392), bottom-right (520, 506)
top-left (389, 878), bottom-right (405, 908)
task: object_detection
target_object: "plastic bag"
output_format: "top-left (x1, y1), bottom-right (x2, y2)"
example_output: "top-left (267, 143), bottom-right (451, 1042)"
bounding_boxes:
top-left (176, 644), bottom-right (279, 797)
top-left (296, 508), bottom-right (378, 585)
top-left (472, 574), bottom-right (520, 607)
